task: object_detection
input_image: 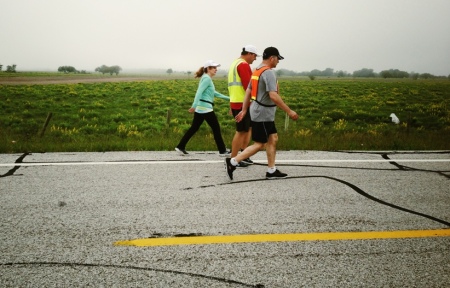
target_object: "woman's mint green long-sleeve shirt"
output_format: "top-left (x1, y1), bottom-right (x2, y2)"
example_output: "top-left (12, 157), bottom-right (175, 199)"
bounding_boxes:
top-left (192, 74), bottom-right (229, 113)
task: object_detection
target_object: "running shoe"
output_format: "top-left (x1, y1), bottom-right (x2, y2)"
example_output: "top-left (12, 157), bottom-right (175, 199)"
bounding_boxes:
top-left (266, 169), bottom-right (288, 179)
top-left (175, 147), bottom-right (188, 155)
top-left (219, 149), bottom-right (231, 157)
top-left (241, 157), bottom-right (254, 165)
top-left (236, 161), bottom-right (249, 168)
top-left (225, 158), bottom-right (236, 180)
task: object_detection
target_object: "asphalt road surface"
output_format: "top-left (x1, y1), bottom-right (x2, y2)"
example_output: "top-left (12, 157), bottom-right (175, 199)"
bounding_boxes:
top-left (1, 150), bottom-right (449, 287)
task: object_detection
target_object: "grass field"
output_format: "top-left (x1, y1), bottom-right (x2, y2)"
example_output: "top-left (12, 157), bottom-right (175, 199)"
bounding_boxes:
top-left (0, 75), bottom-right (449, 153)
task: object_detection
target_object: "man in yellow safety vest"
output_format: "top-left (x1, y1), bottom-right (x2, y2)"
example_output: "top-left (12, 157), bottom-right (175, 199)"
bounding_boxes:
top-left (227, 45), bottom-right (259, 167)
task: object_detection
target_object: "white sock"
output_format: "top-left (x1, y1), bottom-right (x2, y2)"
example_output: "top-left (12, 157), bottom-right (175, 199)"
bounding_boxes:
top-left (230, 158), bottom-right (238, 166)
top-left (267, 167), bottom-right (276, 174)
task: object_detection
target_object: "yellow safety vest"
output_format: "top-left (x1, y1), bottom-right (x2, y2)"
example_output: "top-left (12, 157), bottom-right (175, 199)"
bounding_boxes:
top-left (227, 58), bottom-right (246, 103)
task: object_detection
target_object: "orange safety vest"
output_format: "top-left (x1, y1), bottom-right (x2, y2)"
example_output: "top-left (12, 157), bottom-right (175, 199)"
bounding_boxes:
top-left (250, 66), bottom-right (271, 101)
top-left (250, 66), bottom-right (278, 107)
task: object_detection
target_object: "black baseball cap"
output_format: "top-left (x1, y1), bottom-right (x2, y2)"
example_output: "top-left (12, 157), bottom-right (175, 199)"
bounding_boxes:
top-left (263, 47), bottom-right (284, 60)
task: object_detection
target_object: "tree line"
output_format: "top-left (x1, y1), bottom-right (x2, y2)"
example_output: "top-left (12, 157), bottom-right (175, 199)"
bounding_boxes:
top-left (1, 63), bottom-right (448, 79)
top-left (57, 65), bottom-right (122, 75)
top-left (277, 67), bottom-right (449, 80)
top-left (0, 64), bottom-right (122, 75)
top-left (0, 64), bottom-right (17, 73)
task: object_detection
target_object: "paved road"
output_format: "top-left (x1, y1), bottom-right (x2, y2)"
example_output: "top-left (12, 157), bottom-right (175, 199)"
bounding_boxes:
top-left (1, 150), bottom-right (449, 287)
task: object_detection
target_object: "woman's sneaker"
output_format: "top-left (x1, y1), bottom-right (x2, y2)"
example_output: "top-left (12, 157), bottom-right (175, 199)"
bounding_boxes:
top-left (241, 158), bottom-right (254, 165)
top-left (266, 169), bottom-right (287, 179)
top-left (219, 149), bottom-right (231, 157)
top-left (175, 147), bottom-right (188, 155)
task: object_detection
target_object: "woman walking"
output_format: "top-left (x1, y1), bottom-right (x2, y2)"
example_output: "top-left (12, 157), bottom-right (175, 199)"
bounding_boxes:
top-left (175, 60), bottom-right (231, 156)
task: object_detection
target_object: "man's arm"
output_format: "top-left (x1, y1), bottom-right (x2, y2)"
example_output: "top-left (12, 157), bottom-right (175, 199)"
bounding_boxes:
top-left (235, 87), bottom-right (252, 122)
top-left (269, 91), bottom-right (299, 120)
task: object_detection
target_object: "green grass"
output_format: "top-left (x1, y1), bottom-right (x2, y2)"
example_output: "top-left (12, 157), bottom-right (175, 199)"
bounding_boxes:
top-left (1, 77), bottom-right (449, 153)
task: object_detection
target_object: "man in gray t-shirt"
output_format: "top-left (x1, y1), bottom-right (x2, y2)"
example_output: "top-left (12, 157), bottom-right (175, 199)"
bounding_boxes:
top-left (225, 47), bottom-right (299, 180)
top-left (248, 64), bottom-right (278, 122)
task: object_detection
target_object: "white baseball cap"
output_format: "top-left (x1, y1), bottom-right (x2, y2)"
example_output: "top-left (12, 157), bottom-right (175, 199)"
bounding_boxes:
top-left (243, 45), bottom-right (260, 56)
top-left (204, 60), bottom-right (221, 68)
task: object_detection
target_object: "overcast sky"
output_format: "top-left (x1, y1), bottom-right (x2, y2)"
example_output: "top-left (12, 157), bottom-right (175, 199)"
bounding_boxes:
top-left (1, 0), bottom-right (449, 75)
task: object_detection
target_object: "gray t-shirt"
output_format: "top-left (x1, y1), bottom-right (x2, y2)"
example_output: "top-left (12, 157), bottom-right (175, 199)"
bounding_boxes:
top-left (249, 66), bottom-right (278, 122)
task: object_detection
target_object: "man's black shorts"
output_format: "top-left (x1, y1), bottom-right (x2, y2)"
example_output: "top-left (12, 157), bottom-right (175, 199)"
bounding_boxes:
top-left (232, 108), bottom-right (251, 132)
top-left (251, 121), bottom-right (277, 143)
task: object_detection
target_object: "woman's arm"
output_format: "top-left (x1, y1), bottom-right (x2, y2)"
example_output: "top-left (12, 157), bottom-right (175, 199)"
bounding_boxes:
top-left (214, 91), bottom-right (230, 101)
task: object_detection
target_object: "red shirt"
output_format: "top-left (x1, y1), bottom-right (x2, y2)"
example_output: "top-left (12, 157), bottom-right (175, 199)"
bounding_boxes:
top-left (230, 61), bottom-right (252, 110)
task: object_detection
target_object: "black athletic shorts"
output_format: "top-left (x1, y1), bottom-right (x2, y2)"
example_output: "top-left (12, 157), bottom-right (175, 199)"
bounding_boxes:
top-left (232, 108), bottom-right (251, 132)
top-left (251, 121), bottom-right (277, 143)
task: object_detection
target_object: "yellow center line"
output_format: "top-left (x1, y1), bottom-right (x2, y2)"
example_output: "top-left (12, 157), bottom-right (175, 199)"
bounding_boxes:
top-left (114, 229), bottom-right (450, 247)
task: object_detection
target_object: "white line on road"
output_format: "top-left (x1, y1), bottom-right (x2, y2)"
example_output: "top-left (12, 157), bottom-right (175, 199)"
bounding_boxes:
top-left (0, 159), bottom-right (449, 167)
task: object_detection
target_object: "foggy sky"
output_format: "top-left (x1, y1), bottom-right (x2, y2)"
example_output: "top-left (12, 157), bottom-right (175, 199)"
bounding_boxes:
top-left (1, 0), bottom-right (450, 75)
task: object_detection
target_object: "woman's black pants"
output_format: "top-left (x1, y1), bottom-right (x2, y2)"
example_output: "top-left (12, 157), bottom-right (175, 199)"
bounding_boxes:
top-left (177, 111), bottom-right (227, 153)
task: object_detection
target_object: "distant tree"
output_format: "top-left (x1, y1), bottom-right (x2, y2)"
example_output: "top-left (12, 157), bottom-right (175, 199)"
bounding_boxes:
top-left (58, 66), bottom-right (77, 73)
top-left (336, 70), bottom-right (346, 77)
top-left (380, 69), bottom-right (409, 78)
top-left (380, 70), bottom-right (393, 78)
top-left (95, 65), bottom-right (108, 74)
top-left (95, 65), bottom-right (121, 75)
top-left (419, 73), bottom-right (434, 79)
top-left (411, 73), bottom-right (419, 80)
top-left (396, 70), bottom-right (409, 78)
top-left (6, 64), bottom-right (17, 73)
top-left (186, 71), bottom-right (192, 77)
top-left (308, 75), bottom-right (316, 80)
top-left (353, 68), bottom-right (376, 78)
top-left (308, 68), bottom-right (334, 77)
top-left (277, 69), bottom-right (296, 76)
top-left (109, 65), bottom-right (122, 75)
top-left (322, 68), bottom-right (334, 77)
top-left (0, 64), bottom-right (2, 71)
top-left (166, 68), bottom-right (173, 75)
top-left (309, 69), bottom-right (321, 76)
top-left (448, 74), bottom-right (450, 80)
top-left (276, 70), bottom-right (283, 77)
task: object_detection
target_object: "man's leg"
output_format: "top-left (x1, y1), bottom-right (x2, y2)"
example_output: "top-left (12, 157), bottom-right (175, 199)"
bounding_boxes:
top-left (231, 131), bottom-right (246, 158)
top-left (266, 133), bottom-right (278, 168)
top-left (243, 128), bottom-right (252, 149)
top-left (231, 108), bottom-right (251, 158)
top-left (265, 133), bottom-right (287, 179)
top-left (225, 141), bottom-right (263, 180)
top-left (235, 141), bottom-right (264, 163)
top-left (225, 121), bottom-right (264, 180)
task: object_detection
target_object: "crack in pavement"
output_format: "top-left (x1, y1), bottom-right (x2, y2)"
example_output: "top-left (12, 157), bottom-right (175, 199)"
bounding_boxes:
top-left (0, 262), bottom-right (264, 287)
top-left (187, 151), bottom-right (450, 226)
top-left (0, 152), bottom-right (29, 178)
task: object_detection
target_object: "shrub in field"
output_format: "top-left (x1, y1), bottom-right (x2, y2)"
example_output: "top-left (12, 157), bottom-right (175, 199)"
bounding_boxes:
top-left (333, 119), bottom-right (348, 130)
top-left (79, 124), bottom-right (98, 135)
top-left (326, 109), bottom-right (346, 121)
